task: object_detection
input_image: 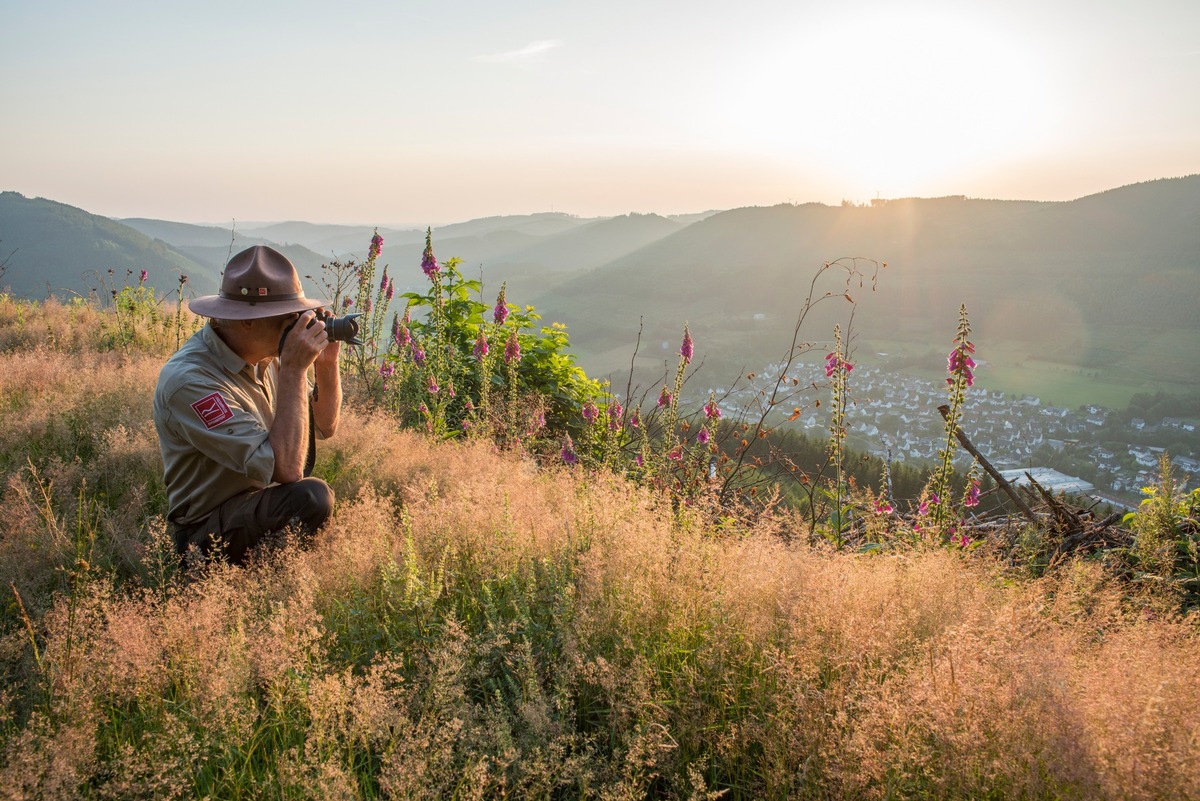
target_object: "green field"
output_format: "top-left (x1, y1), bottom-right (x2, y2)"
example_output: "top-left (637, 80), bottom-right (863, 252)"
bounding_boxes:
top-left (569, 319), bottom-right (1200, 412)
top-left (857, 326), bottom-right (1200, 411)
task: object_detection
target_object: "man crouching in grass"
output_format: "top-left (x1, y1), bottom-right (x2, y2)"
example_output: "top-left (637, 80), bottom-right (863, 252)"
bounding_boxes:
top-left (153, 245), bottom-right (341, 565)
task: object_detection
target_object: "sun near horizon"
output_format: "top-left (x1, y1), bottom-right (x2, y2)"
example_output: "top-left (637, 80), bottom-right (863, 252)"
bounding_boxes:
top-left (1, 0), bottom-right (1198, 225)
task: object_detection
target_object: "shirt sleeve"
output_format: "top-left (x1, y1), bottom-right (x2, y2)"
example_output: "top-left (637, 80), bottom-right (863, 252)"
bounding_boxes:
top-left (164, 375), bottom-right (275, 484)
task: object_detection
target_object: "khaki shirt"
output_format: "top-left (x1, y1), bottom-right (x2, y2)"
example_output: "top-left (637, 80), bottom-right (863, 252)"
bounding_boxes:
top-left (154, 324), bottom-right (280, 525)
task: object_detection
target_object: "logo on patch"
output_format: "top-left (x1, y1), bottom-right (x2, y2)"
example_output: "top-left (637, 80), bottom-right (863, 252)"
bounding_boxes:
top-left (191, 392), bottom-right (234, 429)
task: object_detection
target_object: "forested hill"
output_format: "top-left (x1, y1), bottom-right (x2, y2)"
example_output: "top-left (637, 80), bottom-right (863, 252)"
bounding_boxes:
top-left (534, 176), bottom-right (1200, 385)
top-left (0, 194), bottom-right (335, 297)
top-left (0, 193), bottom-right (212, 297)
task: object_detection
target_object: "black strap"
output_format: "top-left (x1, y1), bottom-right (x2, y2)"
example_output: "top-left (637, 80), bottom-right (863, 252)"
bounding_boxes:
top-left (305, 384), bottom-right (317, 478)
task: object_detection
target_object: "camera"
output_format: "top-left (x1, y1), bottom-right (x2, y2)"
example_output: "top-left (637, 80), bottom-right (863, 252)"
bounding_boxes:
top-left (279, 311), bottom-right (363, 355)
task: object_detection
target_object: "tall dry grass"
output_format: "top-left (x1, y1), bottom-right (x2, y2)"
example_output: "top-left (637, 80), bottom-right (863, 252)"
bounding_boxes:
top-left (1, 296), bottom-right (1198, 799)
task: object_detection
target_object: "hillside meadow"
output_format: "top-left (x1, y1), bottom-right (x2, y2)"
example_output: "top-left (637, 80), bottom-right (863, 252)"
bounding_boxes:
top-left (1, 295), bottom-right (1198, 800)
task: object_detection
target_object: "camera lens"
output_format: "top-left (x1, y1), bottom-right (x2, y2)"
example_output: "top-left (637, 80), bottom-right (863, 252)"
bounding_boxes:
top-left (325, 313), bottom-right (362, 345)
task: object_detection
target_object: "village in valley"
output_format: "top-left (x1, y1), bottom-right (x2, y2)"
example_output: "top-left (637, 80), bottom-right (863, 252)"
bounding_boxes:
top-left (713, 359), bottom-right (1199, 509)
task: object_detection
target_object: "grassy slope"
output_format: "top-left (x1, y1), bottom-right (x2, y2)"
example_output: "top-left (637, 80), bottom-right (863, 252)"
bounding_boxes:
top-left (0, 297), bottom-right (1198, 799)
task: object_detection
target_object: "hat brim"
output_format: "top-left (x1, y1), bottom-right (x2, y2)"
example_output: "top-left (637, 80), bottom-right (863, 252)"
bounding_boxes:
top-left (187, 295), bottom-right (328, 320)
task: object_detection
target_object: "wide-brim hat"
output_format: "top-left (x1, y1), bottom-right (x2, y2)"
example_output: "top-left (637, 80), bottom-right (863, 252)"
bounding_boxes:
top-left (188, 245), bottom-right (327, 320)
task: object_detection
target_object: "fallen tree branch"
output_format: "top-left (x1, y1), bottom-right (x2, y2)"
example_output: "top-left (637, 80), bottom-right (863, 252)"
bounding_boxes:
top-left (938, 404), bottom-right (1037, 523)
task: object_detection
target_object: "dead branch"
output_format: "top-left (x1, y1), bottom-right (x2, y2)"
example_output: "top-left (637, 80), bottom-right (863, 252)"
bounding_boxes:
top-left (937, 404), bottom-right (1037, 523)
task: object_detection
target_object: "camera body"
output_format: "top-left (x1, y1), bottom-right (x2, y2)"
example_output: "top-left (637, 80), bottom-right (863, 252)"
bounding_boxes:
top-left (279, 311), bottom-right (363, 355)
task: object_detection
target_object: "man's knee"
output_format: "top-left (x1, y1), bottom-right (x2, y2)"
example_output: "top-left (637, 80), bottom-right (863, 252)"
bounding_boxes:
top-left (291, 477), bottom-right (335, 530)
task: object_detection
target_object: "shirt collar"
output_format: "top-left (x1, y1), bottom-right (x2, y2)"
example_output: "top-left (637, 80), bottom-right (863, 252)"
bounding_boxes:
top-left (201, 322), bottom-right (252, 376)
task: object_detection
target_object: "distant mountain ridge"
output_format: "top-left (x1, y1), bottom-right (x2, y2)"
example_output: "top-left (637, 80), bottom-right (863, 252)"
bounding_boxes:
top-left (532, 175), bottom-right (1200, 389)
top-left (3, 177), bottom-right (1197, 395)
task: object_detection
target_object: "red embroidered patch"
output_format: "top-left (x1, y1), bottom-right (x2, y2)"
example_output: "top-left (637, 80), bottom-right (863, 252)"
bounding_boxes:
top-left (191, 392), bottom-right (234, 429)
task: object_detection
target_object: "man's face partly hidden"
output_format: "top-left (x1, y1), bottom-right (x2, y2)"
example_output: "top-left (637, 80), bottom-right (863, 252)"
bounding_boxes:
top-left (247, 311), bottom-right (303, 359)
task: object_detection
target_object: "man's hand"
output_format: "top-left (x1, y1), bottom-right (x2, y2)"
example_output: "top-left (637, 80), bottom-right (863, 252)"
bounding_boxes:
top-left (314, 313), bottom-right (340, 369)
top-left (279, 310), bottom-right (328, 372)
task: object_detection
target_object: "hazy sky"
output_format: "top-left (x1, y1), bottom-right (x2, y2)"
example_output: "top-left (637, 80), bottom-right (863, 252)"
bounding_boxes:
top-left (2, 0), bottom-right (1198, 225)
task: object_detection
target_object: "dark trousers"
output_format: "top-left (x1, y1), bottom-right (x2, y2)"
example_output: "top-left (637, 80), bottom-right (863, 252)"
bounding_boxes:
top-left (173, 478), bottom-right (335, 565)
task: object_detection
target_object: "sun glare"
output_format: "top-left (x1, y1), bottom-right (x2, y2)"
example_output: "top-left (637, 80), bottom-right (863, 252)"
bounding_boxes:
top-left (725, 9), bottom-right (1058, 197)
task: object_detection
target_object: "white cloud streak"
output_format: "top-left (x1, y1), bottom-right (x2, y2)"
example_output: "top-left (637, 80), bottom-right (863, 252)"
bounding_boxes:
top-left (475, 39), bottom-right (564, 64)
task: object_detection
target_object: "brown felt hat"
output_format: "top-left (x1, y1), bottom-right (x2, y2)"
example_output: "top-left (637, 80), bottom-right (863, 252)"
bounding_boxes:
top-left (188, 246), bottom-right (327, 320)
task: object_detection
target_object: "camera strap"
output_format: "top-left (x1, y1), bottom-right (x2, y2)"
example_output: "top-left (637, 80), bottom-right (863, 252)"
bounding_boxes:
top-left (304, 384), bottom-right (317, 478)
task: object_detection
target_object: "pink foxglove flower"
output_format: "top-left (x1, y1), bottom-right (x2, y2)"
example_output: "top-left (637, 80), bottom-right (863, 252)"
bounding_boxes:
top-left (395, 310), bottom-right (412, 347)
top-left (680, 324), bottom-right (694, 364)
top-left (704, 399), bottom-right (721, 419)
top-left (825, 352), bottom-right (853, 378)
top-left (494, 284), bottom-right (509, 325)
top-left (582, 402), bottom-right (599, 424)
top-left (421, 229), bottom-right (439, 278)
top-left (139, 270), bottom-right (148, 283)
top-left (561, 435), bottom-right (578, 466)
top-left (411, 344), bottom-right (426, 368)
top-left (473, 332), bottom-right (489, 362)
top-left (369, 230), bottom-right (384, 259)
top-left (504, 329), bottom-right (520, 364)
top-left (964, 482), bottom-right (981, 508)
top-left (947, 346), bottom-right (977, 387)
top-left (608, 401), bottom-right (623, 431)
top-left (657, 386), bottom-right (672, 407)
top-left (696, 428), bottom-right (710, 444)
top-left (427, 376), bottom-right (439, 394)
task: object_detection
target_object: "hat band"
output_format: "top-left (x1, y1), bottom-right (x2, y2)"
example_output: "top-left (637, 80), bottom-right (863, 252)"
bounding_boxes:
top-left (218, 290), bottom-right (307, 303)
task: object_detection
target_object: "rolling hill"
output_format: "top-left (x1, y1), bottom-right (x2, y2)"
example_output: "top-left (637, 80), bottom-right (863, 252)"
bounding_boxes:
top-left (531, 177), bottom-right (1200, 392)
top-left (0, 193), bottom-right (213, 297)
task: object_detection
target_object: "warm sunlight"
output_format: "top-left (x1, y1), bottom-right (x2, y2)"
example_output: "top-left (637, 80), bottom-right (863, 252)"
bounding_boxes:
top-left (725, 8), bottom-right (1059, 196)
